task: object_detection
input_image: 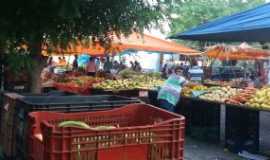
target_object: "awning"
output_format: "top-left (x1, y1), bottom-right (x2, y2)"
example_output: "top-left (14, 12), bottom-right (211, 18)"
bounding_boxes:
top-left (206, 43), bottom-right (270, 60)
top-left (42, 33), bottom-right (200, 56)
top-left (169, 3), bottom-right (270, 42)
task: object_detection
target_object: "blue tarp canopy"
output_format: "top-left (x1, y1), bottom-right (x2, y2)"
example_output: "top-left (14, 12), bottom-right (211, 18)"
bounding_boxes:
top-left (170, 3), bottom-right (270, 42)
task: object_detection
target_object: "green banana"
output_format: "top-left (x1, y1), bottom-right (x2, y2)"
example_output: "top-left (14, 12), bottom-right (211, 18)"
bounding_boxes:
top-left (58, 120), bottom-right (117, 130)
top-left (92, 126), bottom-right (116, 130)
top-left (58, 121), bottom-right (91, 129)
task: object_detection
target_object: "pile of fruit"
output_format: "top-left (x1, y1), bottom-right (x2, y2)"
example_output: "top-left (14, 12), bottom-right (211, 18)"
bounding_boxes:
top-left (54, 76), bottom-right (104, 94)
top-left (56, 76), bottom-right (103, 88)
top-left (182, 84), bottom-right (208, 97)
top-left (204, 79), bottom-right (248, 88)
top-left (199, 86), bottom-right (241, 103)
top-left (246, 87), bottom-right (270, 109)
top-left (93, 76), bottom-right (164, 91)
top-left (226, 87), bottom-right (257, 105)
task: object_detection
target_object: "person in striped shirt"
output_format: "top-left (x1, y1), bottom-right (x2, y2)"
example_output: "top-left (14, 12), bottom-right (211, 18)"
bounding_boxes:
top-left (157, 66), bottom-right (187, 112)
top-left (188, 60), bottom-right (204, 82)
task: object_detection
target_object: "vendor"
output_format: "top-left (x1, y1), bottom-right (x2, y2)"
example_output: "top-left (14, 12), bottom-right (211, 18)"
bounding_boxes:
top-left (157, 66), bottom-right (187, 112)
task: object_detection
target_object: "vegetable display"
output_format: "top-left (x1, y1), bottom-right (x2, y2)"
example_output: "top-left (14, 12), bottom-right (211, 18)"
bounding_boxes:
top-left (226, 87), bottom-right (257, 105)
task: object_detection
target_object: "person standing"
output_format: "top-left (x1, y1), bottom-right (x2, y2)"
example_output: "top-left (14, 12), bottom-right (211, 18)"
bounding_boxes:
top-left (112, 61), bottom-right (120, 73)
top-left (98, 58), bottom-right (105, 71)
top-left (104, 57), bottom-right (113, 73)
top-left (95, 58), bottom-right (101, 71)
top-left (62, 56), bottom-right (67, 66)
top-left (157, 67), bottom-right (187, 112)
top-left (86, 57), bottom-right (97, 76)
top-left (188, 60), bottom-right (204, 82)
top-left (119, 61), bottom-right (127, 71)
top-left (130, 61), bottom-right (135, 70)
top-left (72, 55), bottom-right (78, 70)
top-left (134, 60), bottom-right (142, 72)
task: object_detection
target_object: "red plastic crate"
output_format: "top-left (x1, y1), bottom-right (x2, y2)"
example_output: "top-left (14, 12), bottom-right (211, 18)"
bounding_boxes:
top-left (29, 103), bottom-right (185, 160)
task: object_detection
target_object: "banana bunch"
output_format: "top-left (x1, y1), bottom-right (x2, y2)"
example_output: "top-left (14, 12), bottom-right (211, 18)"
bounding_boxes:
top-left (192, 85), bottom-right (208, 91)
top-left (58, 121), bottom-right (91, 129)
top-left (58, 121), bottom-right (117, 130)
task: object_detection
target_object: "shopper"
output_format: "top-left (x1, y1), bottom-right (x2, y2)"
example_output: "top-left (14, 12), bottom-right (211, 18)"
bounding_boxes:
top-left (134, 60), bottom-right (142, 72)
top-left (119, 61), bottom-right (127, 71)
top-left (98, 58), bottom-right (105, 71)
top-left (162, 63), bottom-right (168, 78)
top-left (62, 56), bottom-right (67, 66)
top-left (130, 61), bottom-right (135, 70)
top-left (95, 58), bottom-right (101, 70)
top-left (72, 55), bottom-right (78, 70)
top-left (104, 57), bottom-right (113, 73)
top-left (157, 67), bottom-right (187, 112)
top-left (86, 57), bottom-right (97, 76)
top-left (188, 60), bottom-right (204, 82)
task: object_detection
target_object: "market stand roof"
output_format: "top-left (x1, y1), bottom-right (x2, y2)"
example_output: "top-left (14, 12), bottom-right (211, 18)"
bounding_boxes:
top-left (169, 3), bottom-right (270, 42)
top-left (42, 33), bottom-right (200, 56)
top-left (206, 43), bottom-right (270, 60)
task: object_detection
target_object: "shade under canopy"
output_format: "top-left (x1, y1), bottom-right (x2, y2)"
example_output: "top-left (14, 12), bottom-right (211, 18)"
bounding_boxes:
top-left (169, 3), bottom-right (270, 42)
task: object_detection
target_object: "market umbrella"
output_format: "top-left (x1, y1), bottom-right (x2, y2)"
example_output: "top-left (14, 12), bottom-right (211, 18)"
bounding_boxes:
top-left (42, 33), bottom-right (200, 56)
top-left (206, 43), bottom-right (270, 60)
top-left (169, 3), bottom-right (270, 42)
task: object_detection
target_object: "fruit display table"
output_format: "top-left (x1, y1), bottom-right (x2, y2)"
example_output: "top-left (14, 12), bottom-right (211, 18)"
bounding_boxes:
top-left (91, 88), bottom-right (155, 103)
top-left (177, 96), bottom-right (267, 154)
top-left (225, 104), bottom-right (260, 153)
top-left (54, 82), bottom-right (91, 95)
top-left (177, 96), bottom-right (223, 143)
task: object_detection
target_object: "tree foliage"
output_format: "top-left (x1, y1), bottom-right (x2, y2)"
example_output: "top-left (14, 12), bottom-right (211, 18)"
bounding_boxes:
top-left (169, 0), bottom-right (266, 35)
top-left (0, 0), bottom-right (172, 92)
top-left (0, 0), bottom-right (171, 55)
top-left (165, 0), bottom-right (267, 50)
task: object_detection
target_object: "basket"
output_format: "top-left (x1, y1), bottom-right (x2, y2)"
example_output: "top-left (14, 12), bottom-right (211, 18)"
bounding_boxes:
top-left (0, 93), bottom-right (141, 159)
top-left (29, 104), bottom-right (185, 160)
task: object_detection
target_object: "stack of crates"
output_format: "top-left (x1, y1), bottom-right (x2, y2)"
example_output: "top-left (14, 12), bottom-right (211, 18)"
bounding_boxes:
top-left (29, 104), bottom-right (186, 160)
top-left (0, 93), bottom-right (141, 160)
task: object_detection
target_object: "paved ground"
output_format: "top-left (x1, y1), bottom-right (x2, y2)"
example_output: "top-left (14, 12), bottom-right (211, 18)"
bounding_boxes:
top-left (185, 137), bottom-right (244, 160)
top-left (184, 111), bottom-right (270, 160)
top-left (260, 112), bottom-right (270, 155)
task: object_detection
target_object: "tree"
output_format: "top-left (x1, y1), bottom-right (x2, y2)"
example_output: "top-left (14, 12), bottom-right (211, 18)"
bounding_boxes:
top-left (169, 0), bottom-right (266, 34)
top-left (167, 0), bottom-right (266, 49)
top-left (0, 0), bottom-right (171, 93)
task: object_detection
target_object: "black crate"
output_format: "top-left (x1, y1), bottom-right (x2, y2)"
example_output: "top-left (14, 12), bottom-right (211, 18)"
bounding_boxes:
top-left (91, 88), bottom-right (140, 97)
top-left (148, 90), bottom-right (158, 106)
top-left (1, 93), bottom-right (142, 160)
top-left (225, 105), bottom-right (259, 153)
top-left (177, 97), bottom-right (221, 143)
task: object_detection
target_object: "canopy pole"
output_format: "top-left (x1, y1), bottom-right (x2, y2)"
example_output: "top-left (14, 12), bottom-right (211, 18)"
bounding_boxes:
top-left (159, 53), bottom-right (164, 72)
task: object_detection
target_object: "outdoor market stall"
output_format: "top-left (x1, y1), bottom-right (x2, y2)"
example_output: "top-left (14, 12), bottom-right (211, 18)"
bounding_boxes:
top-left (172, 43), bottom-right (270, 153)
top-left (43, 33), bottom-right (200, 98)
top-left (169, 3), bottom-right (270, 154)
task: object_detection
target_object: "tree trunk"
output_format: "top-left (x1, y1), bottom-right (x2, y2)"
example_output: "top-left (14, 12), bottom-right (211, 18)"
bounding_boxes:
top-left (30, 59), bottom-right (46, 93)
top-left (29, 37), bottom-right (47, 94)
